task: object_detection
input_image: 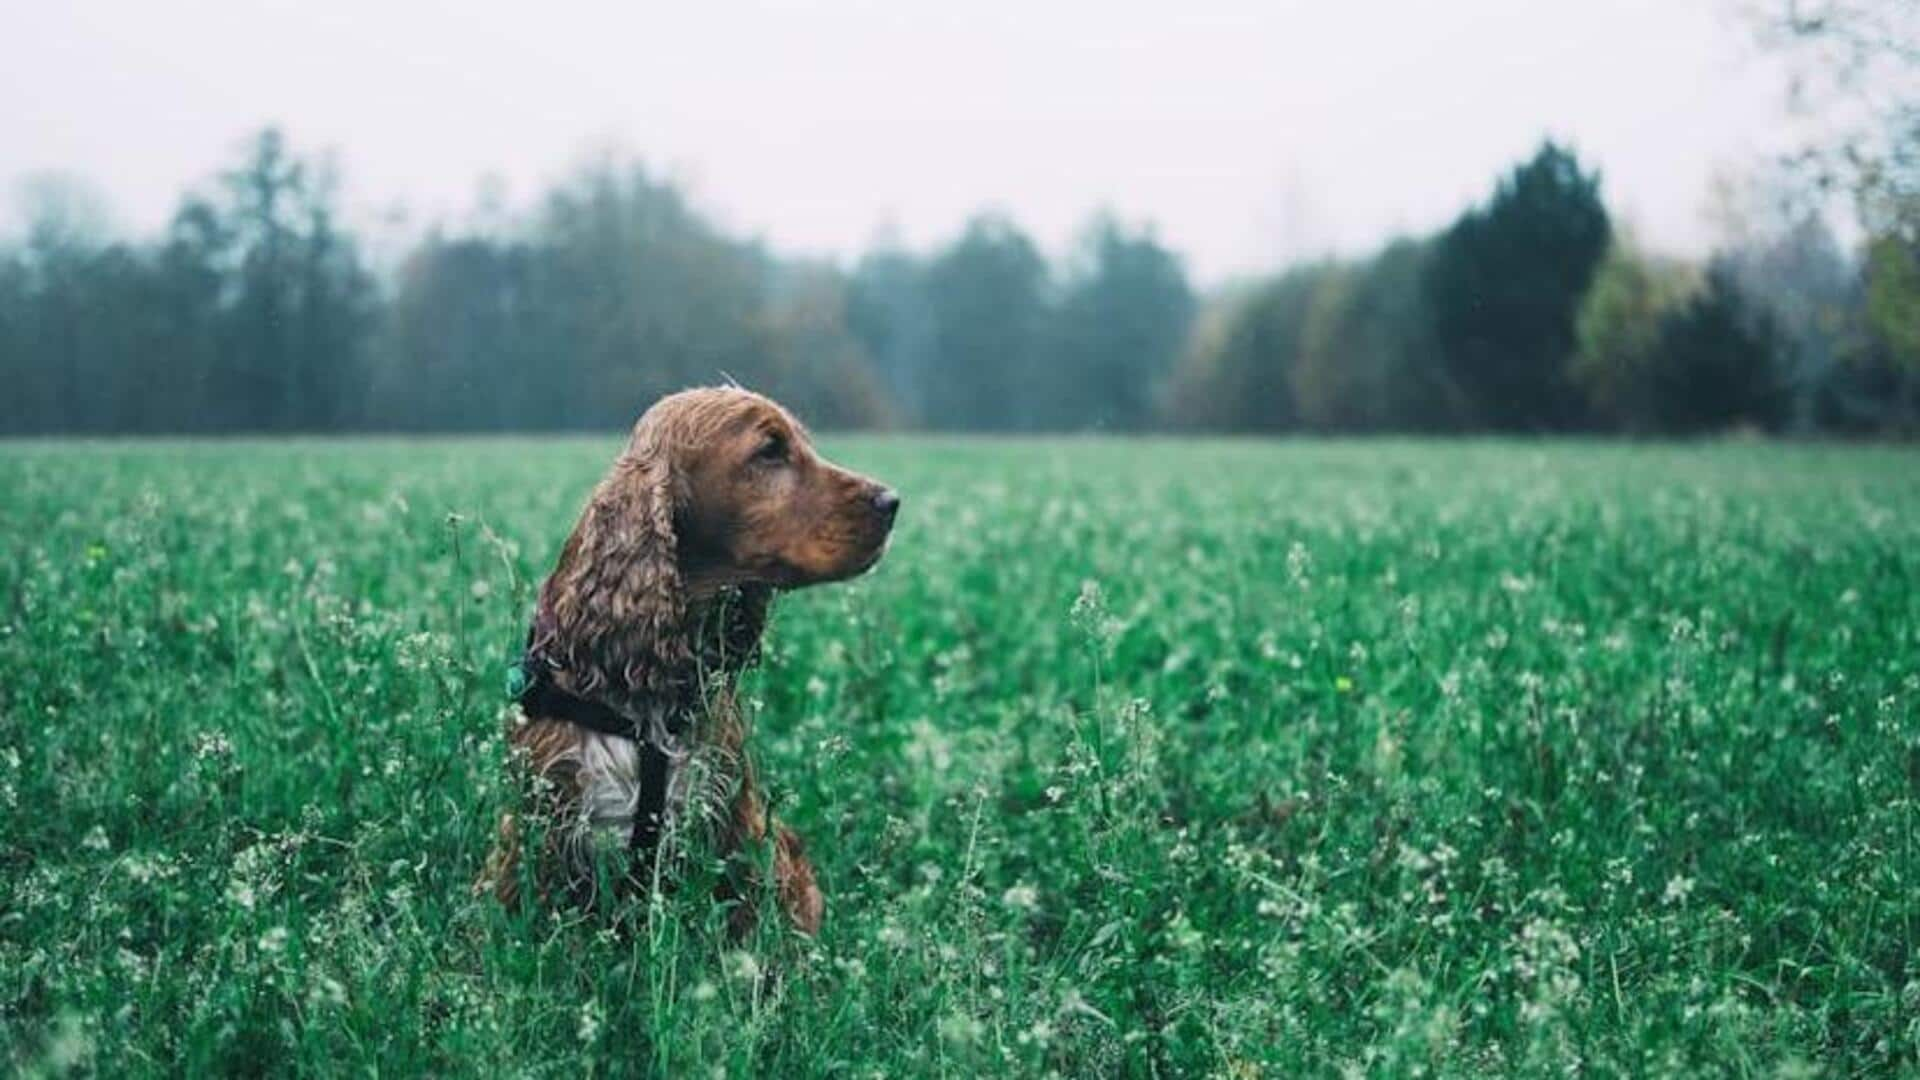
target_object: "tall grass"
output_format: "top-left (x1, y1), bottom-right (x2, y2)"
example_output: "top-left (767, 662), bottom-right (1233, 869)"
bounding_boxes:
top-left (2, 437), bottom-right (1916, 1075)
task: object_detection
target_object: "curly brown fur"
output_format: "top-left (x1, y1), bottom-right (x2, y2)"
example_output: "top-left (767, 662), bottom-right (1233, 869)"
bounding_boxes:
top-left (477, 387), bottom-right (898, 935)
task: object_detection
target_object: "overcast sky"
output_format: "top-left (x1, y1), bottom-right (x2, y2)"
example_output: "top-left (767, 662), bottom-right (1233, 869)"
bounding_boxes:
top-left (1, 0), bottom-right (1798, 282)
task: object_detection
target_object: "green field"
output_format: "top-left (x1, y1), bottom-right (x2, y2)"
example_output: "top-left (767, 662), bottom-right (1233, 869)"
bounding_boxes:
top-left (3, 437), bottom-right (1918, 1076)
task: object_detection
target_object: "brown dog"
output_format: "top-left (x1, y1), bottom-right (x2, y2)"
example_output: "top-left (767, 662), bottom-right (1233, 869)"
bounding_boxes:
top-left (478, 387), bottom-right (898, 934)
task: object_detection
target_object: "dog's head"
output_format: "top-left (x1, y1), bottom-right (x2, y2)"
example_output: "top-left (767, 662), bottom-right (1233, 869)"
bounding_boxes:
top-left (651, 387), bottom-right (899, 591)
top-left (533, 387), bottom-right (897, 699)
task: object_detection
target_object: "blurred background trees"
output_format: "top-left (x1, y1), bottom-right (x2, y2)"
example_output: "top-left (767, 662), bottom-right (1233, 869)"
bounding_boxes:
top-left (919, 214), bottom-right (1049, 432)
top-left (0, 130), bottom-right (376, 434)
top-left (1570, 234), bottom-right (1701, 432)
top-left (1746, 0), bottom-right (1920, 431)
top-left (1, 122), bottom-right (1917, 437)
top-left (1641, 261), bottom-right (1789, 435)
top-left (1047, 216), bottom-right (1196, 432)
top-left (1425, 143), bottom-right (1611, 432)
top-left (1161, 264), bottom-right (1326, 433)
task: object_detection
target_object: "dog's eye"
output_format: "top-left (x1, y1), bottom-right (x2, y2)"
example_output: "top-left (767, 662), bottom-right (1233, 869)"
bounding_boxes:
top-left (752, 434), bottom-right (788, 464)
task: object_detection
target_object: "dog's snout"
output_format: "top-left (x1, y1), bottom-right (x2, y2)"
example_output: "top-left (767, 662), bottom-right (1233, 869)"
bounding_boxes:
top-left (871, 487), bottom-right (901, 522)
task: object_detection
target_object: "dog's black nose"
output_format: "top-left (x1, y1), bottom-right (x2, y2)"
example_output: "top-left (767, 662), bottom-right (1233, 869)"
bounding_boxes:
top-left (872, 487), bottom-right (901, 521)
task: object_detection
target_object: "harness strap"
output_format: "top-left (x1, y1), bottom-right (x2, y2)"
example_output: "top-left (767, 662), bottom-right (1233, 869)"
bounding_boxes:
top-left (515, 660), bottom-right (673, 856)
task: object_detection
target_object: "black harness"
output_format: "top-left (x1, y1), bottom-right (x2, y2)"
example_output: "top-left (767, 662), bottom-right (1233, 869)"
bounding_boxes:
top-left (514, 659), bottom-right (673, 855)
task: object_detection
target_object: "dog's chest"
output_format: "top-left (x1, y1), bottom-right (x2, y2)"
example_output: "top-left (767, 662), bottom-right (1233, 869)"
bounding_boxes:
top-left (570, 728), bottom-right (695, 838)
top-left (573, 730), bottom-right (646, 829)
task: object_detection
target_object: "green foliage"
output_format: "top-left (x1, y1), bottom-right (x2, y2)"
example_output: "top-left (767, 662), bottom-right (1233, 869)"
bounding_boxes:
top-left (1425, 142), bottom-right (1612, 431)
top-left (1161, 264), bottom-right (1334, 431)
top-left (376, 234), bottom-right (544, 430)
top-left (3, 437), bottom-right (1918, 1075)
top-left (852, 215), bottom-right (1194, 433)
top-left (11, 129), bottom-right (1920, 438)
top-left (1047, 216), bottom-right (1196, 432)
top-left (1824, 234), bottom-right (1920, 432)
top-left (1291, 240), bottom-right (1453, 432)
top-left (920, 214), bottom-right (1050, 431)
top-left (0, 129), bottom-right (374, 434)
top-left (7, 128), bottom-right (1920, 437)
top-left (1572, 237), bottom-right (1701, 430)
top-left (758, 263), bottom-right (896, 431)
top-left (846, 245), bottom-right (935, 424)
top-left (379, 160), bottom-right (890, 432)
top-left (1866, 234), bottom-right (1920, 367)
top-left (1639, 263), bottom-right (1788, 434)
top-left (531, 161), bottom-right (770, 425)
top-left (1164, 243), bottom-right (1452, 435)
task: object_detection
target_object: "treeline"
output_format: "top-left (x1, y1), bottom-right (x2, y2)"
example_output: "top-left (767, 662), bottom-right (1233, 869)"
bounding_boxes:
top-left (1166, 144), bottom-right (1920, 435)
top-left (1, 129), bottom-right (1915, 435)
top-left (0, 129), bottom-right (1192, 435)
top-left (0, 131), bottom-right (894, 434)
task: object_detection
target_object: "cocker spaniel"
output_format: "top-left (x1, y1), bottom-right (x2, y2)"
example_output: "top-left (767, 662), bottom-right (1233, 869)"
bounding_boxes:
top-left (478, 387), bottom-right (898, 935)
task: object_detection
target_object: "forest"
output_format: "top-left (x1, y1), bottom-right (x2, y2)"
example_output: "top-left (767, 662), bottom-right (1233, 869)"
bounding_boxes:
top-left (1, 129), bottom-right (1916, 436)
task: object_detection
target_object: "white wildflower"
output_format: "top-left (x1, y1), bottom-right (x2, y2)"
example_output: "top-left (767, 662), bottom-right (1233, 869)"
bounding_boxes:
top-left (1002, 883), bottom-right (1040, 913)
top-left (1663, 875), bottom-right (1695, 906)
top-left (724, 950), bottom-right (762, 985)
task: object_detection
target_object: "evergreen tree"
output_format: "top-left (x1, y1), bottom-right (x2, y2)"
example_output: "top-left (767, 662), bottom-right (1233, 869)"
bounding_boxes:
top-left (1644, 262), bottom-right (1786, 434)
top-left (1426, 142), bottom-right (1611, 430)
top-left (1050, 215), bottom-right (1194, 431)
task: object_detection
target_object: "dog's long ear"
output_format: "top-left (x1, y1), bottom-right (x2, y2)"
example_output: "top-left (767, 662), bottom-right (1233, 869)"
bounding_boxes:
top-left (529, 422), bottom-right (692, 704)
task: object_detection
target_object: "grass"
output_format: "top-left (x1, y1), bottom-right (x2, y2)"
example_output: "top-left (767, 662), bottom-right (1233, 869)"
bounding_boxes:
top-left (1, 436), bottom-right (1917, 1077)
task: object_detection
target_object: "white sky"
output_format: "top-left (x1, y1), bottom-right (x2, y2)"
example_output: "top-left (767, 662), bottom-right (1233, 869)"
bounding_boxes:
top-left (0, 0), bottom-right (1799, 282)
